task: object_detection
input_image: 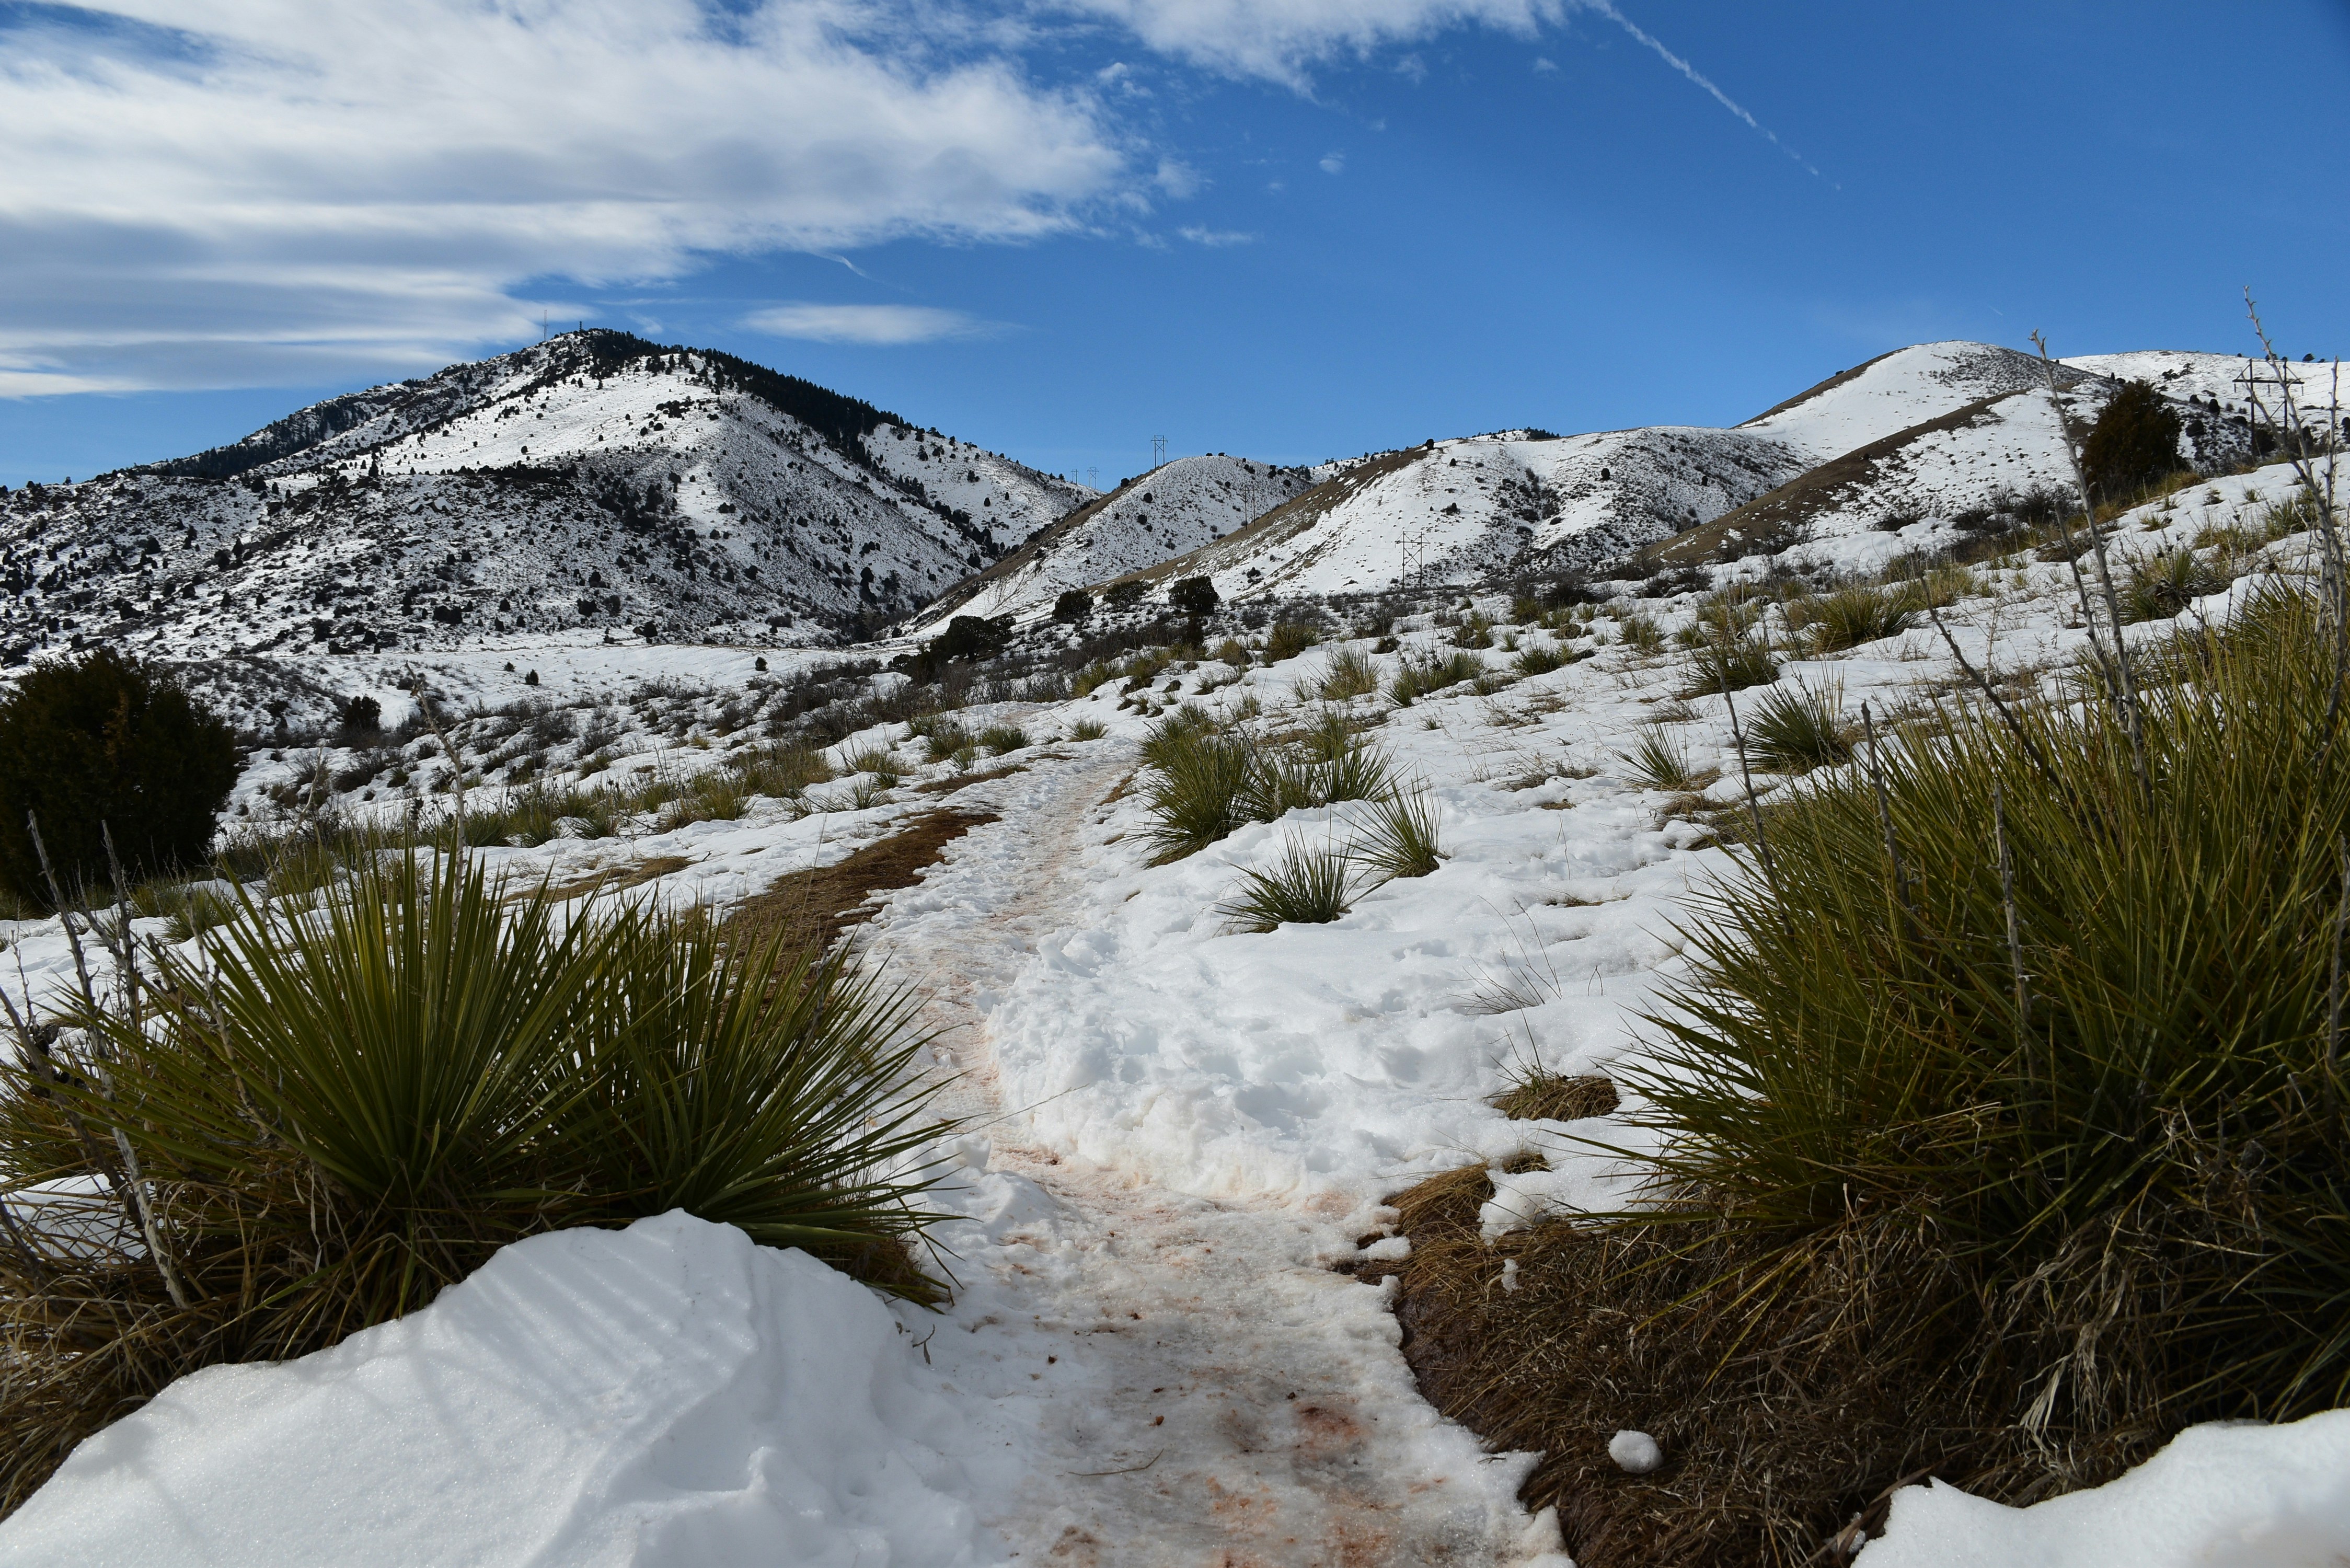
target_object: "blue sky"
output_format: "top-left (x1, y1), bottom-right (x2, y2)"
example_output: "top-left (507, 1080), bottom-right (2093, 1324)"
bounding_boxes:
top-left (3, 1), bottom-right (2346, 488)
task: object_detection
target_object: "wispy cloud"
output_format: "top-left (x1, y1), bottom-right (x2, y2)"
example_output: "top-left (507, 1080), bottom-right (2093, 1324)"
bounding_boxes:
top-left (1177, 227), bottom-right (1256, 247)
top-left (1042, 1), bottom-right (1563, 89)
top-left (742, 302), bottom-right (1003, 344)
top-left (0, 1), bottom-right (1122, 394)
top-left (1574, 2), bottom-right (1821, 177)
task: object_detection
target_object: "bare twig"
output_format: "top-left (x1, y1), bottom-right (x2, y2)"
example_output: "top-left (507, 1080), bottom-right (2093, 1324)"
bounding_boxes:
top-left (2330, 837), bottom-right (2348, 1119)
top-left (1923, 602), bottom-right (2061, 785)
top-left (1994, 780), bottom-right (2032, 1076)
top-left (1719, 677), bottom-right (1779, 891)
top-left (1860, 702), bottom-right (1910, 920)
top-left (0, 1191), bottom-right (49, 1287)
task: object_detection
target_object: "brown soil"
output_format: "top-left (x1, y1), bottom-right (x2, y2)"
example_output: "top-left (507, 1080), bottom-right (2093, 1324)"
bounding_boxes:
top-left (730, 808), bottom-right (998, 956)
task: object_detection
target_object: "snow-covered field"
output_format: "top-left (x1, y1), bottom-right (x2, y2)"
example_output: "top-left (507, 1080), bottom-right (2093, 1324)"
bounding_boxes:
top-left (3, 459), bottom-right (2345, 1565)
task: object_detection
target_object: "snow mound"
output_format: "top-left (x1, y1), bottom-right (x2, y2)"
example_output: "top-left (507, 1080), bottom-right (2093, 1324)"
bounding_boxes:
top-left (1858, 1409), bottom-right (2350, 1567)
top-left (1739, 340), bottom-right (2071, 460)
top-left (0, 1212), bottom-right (993, 1568)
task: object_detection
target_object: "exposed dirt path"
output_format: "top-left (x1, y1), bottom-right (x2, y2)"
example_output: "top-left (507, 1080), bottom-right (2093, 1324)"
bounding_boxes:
top-left (860, 746), bottom-right (1556, 1567)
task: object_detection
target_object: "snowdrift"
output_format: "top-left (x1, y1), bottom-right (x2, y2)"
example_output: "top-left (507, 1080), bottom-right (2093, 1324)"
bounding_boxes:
top-left (0, 1212), bottom-right (992, 1568)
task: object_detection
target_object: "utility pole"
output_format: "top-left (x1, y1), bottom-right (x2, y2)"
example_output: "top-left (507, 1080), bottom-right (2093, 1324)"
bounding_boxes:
top-left (1087, 467), bottom-right (1098, 489)
top-left (1151, 435), bottom-right (1168, 470)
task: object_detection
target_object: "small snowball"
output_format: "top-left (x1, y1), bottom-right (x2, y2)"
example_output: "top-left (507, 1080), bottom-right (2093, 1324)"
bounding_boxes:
top-left (1500, 1258), bottom-right (1520, 1293)
top-left (1608, 1429), bottom-right (1663, 1474)
top-left (1360, 1235), bottom-right (1411, 1262)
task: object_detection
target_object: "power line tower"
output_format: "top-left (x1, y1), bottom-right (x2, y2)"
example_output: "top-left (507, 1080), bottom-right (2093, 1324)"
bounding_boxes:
top-left (1086, 467), bottom-right (1098, 489)
top-left (540, 310), bottom-right (549, 341)
top-left (1151, 435), bottom-right (1168, 469)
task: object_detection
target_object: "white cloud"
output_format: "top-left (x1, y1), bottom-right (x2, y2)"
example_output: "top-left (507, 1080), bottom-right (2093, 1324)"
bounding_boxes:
top-left (1043, 1), bottom-right (1562, 87)
top-left (1319, 151), bottom-right (1346, 174)
top-left (0, 1), bottom-right (1124, 394)
top-left (741, 302), bottom-right (1000, 344)
top-left (1153, 158), bottom-right (1206, 198)
top-left (1176, 226), bottom-right (1254, 246)
top-left (1533, 54), bottom-right (1557, 72)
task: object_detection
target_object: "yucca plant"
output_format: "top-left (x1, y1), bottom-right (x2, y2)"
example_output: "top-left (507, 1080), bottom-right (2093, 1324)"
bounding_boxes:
top-left (0, 851), bottom-right (948, 1511)
top-left (1141, 728), bottom-right (1260, 863)
top-left (2121, 547), bottom-right (2228, 624)
top-left (1623, 724), bottom-right (1718, 793)
top-left (1512, 642), bottom-right (1568, 677)
top-left (976, 723), bottom-right (1028, 755)
top-left (1216, 836), bottom-right (1357, 932)
top-left (1744, 679), bottom-right (1850, 771)
top-left (1389, 649), bottom-right (1484, 707)
top-left (1353, 786), bottom-right (1445, 880)
top-left (1615, 584), bottom-right (2350, 1463)
top-left (1318, 647), bottom-right (1381, 701)
top-left (1067, 717), bottom-right (1109, 742)
top-left (1804, 584), bottom-right (1915, 654)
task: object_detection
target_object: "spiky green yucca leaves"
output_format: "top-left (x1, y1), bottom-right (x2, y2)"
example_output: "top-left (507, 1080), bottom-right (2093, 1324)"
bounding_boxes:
top-left (1745, 680), bottom-right (1851, 772)
top-left (1141, 713), bottom-right (1396, 864)
top-left (1353, 787), bottom-right (1445, 880)
top-left (1624, 586), bottom-right (2350, 1425)
top-left (8, 854), bottom-right (945, 1346)
top-left (1624, 724), bottom-right (1717, 793)
top-left (1216, 836), bottom-right (1357, 931)
top-left (1318, 647), bottom-right (1380, 701)
top-left (1803, 584), bottom-right (1916, 654)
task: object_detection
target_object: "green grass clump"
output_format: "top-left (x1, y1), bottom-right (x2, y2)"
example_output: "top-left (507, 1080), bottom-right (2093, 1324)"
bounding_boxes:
top-left (1617, 585), bottom-right (2350, 1486)
top-left (1511, 642), bottom-right (1569, 677)
top-left (1389, 649), bottom-right (1485, 706)
top-left (1677, 635), bottom-right (1777, 699)
top-left (920, 721), bottom-right (973, 763)
top-left (1141, 729), bottom-right (1262, 863)
top-left (976, 723), bottom-right (1029, 755)
top-left (1216, 837), bottom-right (1357, 932)
top-left (1263, 621), bottom-right (1321, 663)
top-left (1803, 584), bottom-right (1916, 654)
top-left (1067, 717), bottom-right (1110, 742)
top-left (0, 851), bottom-right (948, 1511)
top-left (1744, 680), bottom-right (1851, 772)
top-left (2121, 547), bottom-right (2229, 623)
top-left (1353, 786), bottom-right (1445, 880)
top-left (1623, 725), bottom-right (1718, 793)
top-left (1318, 647), bottom-right (1381, 700)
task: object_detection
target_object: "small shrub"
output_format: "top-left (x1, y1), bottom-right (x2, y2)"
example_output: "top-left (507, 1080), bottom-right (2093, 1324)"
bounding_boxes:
top-left (1355, 786), bottom-right (1444, 880)
top-left (1067, 717), bottom-right (1109, 742)
top-left (1103, 579), bottom-right (1150, 608)
top-left (1452, 612), bottom-right (1494, 649)
top-left (1512, 642), bottom-right (1568, 677)
top-left (1677, 638), bottom-right (1778, 700)
top-left (1623, 726), bottom-right (1718, 793)
top-left (337, 694), bottom-right (383, 735)
top-left (976, 723), bottom-right (1028, 755)
top-left (0, 854), bottom-right (947, 1509)
top-left (2122, 548), bottom-right (2228, 623)
top-left (1170, 576), bottom-right (1219, 620)
top-left (1619, 614), bottom-right (1664, 655)
top-left (1263, 621), bottom-right (1321, 662)
top-left (735, 743), bottom-right (832, 800)
top-left (1744, 680), bottom-right (1850, 772)
top-left (0, 649), bottom-right (238, 906)
top-left (1216, 837), bottom-right (1356, 932)
top-left (1805, 585), bottom-right (1915, 654)
top-left (1318, 647), bottom-right (1380, 701)
top-left (2082, 379), bottom-right (2185, 503)
top-left (1053, 588), bottom-right (1094, 622)
top-left (1214, 637), bottom-right (1251, 667)
top-left (1389, 650), bottom-right (1484, 706)
top-left (921, 721), bottom-right (973, 763)
top-left (1141, 729), bottom-right (1259, 863)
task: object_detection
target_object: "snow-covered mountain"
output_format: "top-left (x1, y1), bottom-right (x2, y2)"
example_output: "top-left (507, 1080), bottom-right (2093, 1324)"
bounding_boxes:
top-left (1097, 342), bottom-right (2264, 608)
top-left (909, 454), bottom-right (1316, 628)
top-left (0, 330), bottom-right (1091, 669)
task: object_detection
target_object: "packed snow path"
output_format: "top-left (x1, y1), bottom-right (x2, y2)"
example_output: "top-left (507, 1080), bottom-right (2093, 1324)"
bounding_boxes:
top-left (865, 749), bottom-right (1560, 1566)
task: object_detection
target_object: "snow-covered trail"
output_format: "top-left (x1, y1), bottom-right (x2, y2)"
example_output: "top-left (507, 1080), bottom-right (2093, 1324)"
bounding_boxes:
top-left (865, 747), bottom-right (1562, 1567)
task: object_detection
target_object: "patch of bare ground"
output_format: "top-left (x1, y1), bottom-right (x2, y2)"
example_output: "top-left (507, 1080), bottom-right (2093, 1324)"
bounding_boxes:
top-left (535, 854), bottom-right (693, 902)
top-left (731, 808), bottom-right (997, 955)
top-left (910, 764), bottom-right (1027, 794)
top-left (1387, 1157), bottom-right (2167, 1568)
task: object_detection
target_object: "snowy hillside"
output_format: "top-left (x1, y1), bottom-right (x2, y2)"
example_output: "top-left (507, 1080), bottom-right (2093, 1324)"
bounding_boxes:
top-left (0, 331), bottom-right (1091, 678)
top-left (1063, 342), bottom-right (2249, 610)
top-left (909, 453), bottom-right (1314, 628)
top-left (1088, 426), bottom-right (1804, 606)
